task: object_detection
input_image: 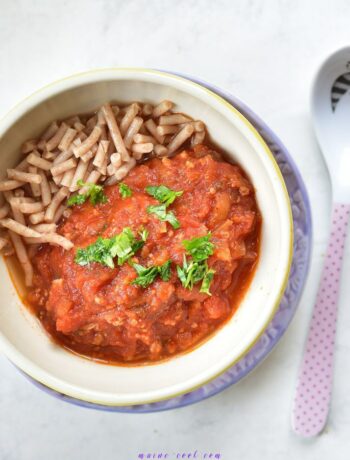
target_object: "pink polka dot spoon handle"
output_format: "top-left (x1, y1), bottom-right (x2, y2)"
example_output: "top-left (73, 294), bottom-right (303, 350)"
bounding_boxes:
top-left (292, 203), bottom-right (350, 437)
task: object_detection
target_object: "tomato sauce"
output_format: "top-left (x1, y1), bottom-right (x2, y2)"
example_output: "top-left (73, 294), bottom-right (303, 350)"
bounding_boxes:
top-left (27, 145), bottom-right (261, 364)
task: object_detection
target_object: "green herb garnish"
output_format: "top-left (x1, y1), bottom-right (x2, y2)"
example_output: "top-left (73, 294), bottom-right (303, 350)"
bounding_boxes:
top-left (67, 180), bottom-right (107, 207)
top-left (145, 185), bottom-right (182, 229)
top-left (75, 227), bottom-right (146, 268)
top-left (119, 182), bottom-right (132, 199)
top-left (146, 185), bottom-right (183, 206)
top-left (182, 233), bottom-right (214, 262)
top-left (199, 268), bottom-right (215, 295)
top-left (176, 256), bottom-right (208, 290)
top-left (131, 260), bottom-right (172, 288)
top-left (176, 233), bottom-right (215, 295)
top-left (147, 204), bottom-right (180, 229)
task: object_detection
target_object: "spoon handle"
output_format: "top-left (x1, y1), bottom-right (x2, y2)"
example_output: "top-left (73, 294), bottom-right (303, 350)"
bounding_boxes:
top-left (292, 202), bottom-right (350, 437)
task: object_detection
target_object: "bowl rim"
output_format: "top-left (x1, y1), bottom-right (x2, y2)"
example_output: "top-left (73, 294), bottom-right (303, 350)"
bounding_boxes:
top-left (0, 67), bottom-right (294, 405)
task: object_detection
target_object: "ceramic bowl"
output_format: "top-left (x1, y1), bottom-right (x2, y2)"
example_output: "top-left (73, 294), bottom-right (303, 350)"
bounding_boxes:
top-left (0, 69), bottom-right (293, 406)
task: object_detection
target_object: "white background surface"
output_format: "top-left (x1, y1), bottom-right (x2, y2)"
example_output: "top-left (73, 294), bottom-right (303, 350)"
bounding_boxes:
top-left (1, 1), bottom-right (350, 459)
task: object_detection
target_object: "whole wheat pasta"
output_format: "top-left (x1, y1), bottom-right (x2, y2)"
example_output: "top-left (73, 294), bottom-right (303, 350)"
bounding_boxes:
top-left (37, 139), bottom-right (47, 151)
top-left (123, 116), bottom-right (143, 148)
top-left (44, 187), bottom-right (69, 222)
top-left (52, 174), bottom-right (63, 185)
top-left (60, 168), bottom-right (75, 188)
top-left (49, 181), bottom-right (59, 193)
top-left (39, 170), bottom-right (51, 207)
top-left (107, 163), bottom-right (116, 176)
top-left (106, 131), bottom-right (115, 156)
top-left (142, 104), bottom-right (153, 116)
top-left (83, 161), bottom-right (94, 182)
top-left (18, 202), bottom-right (44, 214)
top-left (42, 151), bottom-right (56, 160)
top-left (46, 122), bottom-right (69, 151)
top-left (152, 100), bottom-right (173, 118)
top-left (26, 152), bottom-right (53, 171)
top-left (58, 127), bottom-right (77, 151)
top-left (120, 103), bottom-right (140, 136)
top-left (110, 153), bottom-right (122, 168)
top-left (15, 157), bottom-right (29, 172)
top-left (50, 158), bottom-right (77, 176)
top-left (63, 208), bottom-right (72, 219)
top-left (156, 125), bottom-right (179, 136)
top-left (41, 121), bottom-right (59, 141)
top-left (167, 124), bottom-right (194, 154)
top-left (9, 197), bottom-right (35, 206)
top-left (8, 231), bottom-right (33, 286)
top-left (52, 149), bottom-right (73, 165)
top-left (7, 169), bottom-right (42, 185)
top-left (159, 114), bottom-right (191, 126)
top-left (72, 126), bottom-right (102, 158)
top-left (144, 119), bottom-right (165, 144)
top-left (99, 124), bottom-right (108, 141)
top-left (0, 218), bottom-right (42, 238)
top-left (0, 236), bottom-right (8, 251)
top-left (5, 191), bottom-right (26, 226)
top-left (93, 140), bottom-right (109, 169)
top-left (0, 180), bottom-right (24, 191)
top-left (131, 143), bottom-right (153, 154)
top-left (28, 166), bottom-right (42, 197)
top-left (24, 234), bottom-right (73, 250)
top-left (70, 159), bottom-right (89, 191)
top-left (154, 144), bottom-right (168, 157)
top-left (79, 170), bottom-right (101, 194)
top-left (97, 109), bottom-right (106, 125)
top-left (74, 121), bottom-right (85, 132)
top-left (52, 205), bottom-right (66, 223)
top-left (31, 223), bottom-right (57, 233)
top-left (21, 139), bottom-right (37, 154)
top-left (133, 134), bottom-right (157, 144)
top-left (85, 115), bottom-right (97, 133)
top-left (0, 203), bottom-right (9, 219)
top-left (99, 154), bottom-right (108, 176)
top-left (192, 130), bottom-right (206, 146)
top-left (13, 189), bottom-right (25, 197)
top-left (80, 150), bottom-right (94, 163)
top-left (111, 105), bottom-right (120, 116)
top-left (38, 233), bottom-right (73, 250)
top-left (64, 115), bottom-right (81, 127)
top-left (193, 121), bottom-right (205, 132)
top-left (105, 158), bottom-right (136, 186)
top-left (102, 104), bottom-right (130, 161)
top-left (29, 211), bottom-right (45, 225)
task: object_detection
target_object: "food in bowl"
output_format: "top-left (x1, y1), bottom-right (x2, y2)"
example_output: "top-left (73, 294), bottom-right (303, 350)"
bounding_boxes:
top-left (0, 99), bottom-right (261, 364)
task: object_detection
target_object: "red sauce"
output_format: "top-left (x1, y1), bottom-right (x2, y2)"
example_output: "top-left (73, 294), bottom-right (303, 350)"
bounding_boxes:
top-left (27, 145), bottom-right (261, 364)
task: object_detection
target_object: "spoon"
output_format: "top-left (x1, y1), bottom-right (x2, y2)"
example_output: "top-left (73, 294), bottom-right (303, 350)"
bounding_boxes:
top-left (292, 47), bottom-right (350, 437)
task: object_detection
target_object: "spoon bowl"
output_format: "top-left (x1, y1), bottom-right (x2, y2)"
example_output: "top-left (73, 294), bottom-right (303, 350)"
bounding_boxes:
top-left (311, 46), bottom-right (350, 201)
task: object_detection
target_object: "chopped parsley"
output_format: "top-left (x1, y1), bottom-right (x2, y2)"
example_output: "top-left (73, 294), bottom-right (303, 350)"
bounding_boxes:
top-left (75, 227), bottom-right (147, 268)
top-left (199, 268), bottom-right (215, 295)
top-left (145, 184), bottom-right (182, 229)
top-left (145, 185), bottom-right (183, 206)
top-left (119, 182), bottom-right (132, 199)
top-left (67, 180), bottom-right (107, 207)
top-left (131, 260), bottom-right (172, 288)
top-left (147, 204), bottom-right (180, 229)
top-left (177, 233), bottom-right (215, 295)
top-left (182, 233), bottom-right (214, 262)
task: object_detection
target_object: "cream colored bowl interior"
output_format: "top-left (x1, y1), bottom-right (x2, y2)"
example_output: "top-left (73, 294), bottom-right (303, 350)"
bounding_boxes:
top-left (0, 70), bottom-right (293, 405)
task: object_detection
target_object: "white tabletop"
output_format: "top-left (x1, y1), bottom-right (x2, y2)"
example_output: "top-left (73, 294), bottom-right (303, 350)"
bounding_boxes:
top-left (1, 1), bottom-right (350, 459)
